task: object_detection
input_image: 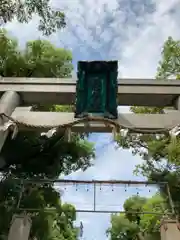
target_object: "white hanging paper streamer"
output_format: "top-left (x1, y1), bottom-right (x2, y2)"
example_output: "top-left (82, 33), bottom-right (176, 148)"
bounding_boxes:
top-left (169, 125), bottom-right (180, 138)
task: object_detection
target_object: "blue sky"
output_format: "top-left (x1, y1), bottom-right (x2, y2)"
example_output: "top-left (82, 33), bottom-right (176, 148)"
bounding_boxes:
top-left (5, 0), bottom-right (180, 239)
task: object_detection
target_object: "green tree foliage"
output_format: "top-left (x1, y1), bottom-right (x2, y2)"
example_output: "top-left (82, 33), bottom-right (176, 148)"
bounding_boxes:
top-left (113, 37), bottom-right (180, 239)
top-left (124, 196), bottom-right (146, 223)
top-left (1, 0), bottom-right (66, 35)
top-left (0, 29), bottom-right (73, 78)
top-left (0, 31), bottom-right (95, 239)
top-left (107, 214), bottom-right (139, 240)
top-left (107, 195), bottom-right (167, 240)
top-left (0, 29), bottom-right (73, 111)
top-left (156, 37), bottom-right (180, 79)
top-left (1, 131), bottom-right (94, 176)
top-left (0, 176), bottom-right (79, 240)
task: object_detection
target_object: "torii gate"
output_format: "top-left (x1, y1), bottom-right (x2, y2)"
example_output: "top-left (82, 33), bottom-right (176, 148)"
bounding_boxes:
top-left (1, 61), bottom-right (180, 240)
top-left (1, 78), bottom-right (180, 141)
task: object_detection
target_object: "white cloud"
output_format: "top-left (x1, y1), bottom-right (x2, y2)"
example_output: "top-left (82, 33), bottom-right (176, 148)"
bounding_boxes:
top-left (3, 0), bottom-right (180, 239)
top-left (120, 0), bottom-right (180, 78)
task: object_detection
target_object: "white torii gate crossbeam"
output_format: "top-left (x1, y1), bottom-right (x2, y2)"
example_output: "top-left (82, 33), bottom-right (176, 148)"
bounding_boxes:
top-left (0, 78), bottom-right (180, 107)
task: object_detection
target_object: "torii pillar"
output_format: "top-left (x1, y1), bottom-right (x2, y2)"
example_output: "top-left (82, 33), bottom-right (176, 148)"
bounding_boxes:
top-left (0, 91), bottom-right (20, 168)
top-left (160, 219), bottom-right (180, 240)
top-left (8, 214), bottom-right (32, 240)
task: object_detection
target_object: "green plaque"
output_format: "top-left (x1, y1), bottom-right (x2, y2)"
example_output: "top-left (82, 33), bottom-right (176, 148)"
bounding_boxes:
top-left (75, 61), bottom-right (118, 119)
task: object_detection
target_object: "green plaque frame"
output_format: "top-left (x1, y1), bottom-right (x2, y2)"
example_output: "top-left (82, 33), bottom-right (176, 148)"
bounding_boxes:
top-left (75, 61), bottom-right (118, 119)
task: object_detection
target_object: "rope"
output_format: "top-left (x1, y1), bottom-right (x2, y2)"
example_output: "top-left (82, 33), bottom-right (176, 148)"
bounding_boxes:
top-left (0, 112), bottom-right (178, 134)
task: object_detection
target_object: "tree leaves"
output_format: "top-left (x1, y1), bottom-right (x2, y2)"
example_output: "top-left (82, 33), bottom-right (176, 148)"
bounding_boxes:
top-left (107, 195), bottom-right (166, 240)
top-left (0, 30), bottom-right (73, 78)
top-left (156, 37), bottom-right (180, 79)
top-left (107, 214), bottom-right (139, 240)
top-left (1, 0), bottom-right (66, 35)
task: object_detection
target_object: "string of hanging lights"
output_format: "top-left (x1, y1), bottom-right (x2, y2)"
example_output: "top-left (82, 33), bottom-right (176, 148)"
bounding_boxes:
top-left (6, 178), bottom-right (175, 216)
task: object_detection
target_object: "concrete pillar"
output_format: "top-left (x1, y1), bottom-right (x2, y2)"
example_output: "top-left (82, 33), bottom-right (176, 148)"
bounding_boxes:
top-left (160, 219), bottom-right (180, 240)
top-left (8, 214), bottom-right (32, 240)
top-left (0, 91), bottom-right (20, 167)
